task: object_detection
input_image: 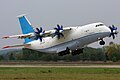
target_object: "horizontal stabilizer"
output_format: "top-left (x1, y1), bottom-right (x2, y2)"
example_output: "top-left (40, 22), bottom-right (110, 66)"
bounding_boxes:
top-left (2, 33), bottom-right (34, 39)
top-left (2, 44), bottom-right (31, 49)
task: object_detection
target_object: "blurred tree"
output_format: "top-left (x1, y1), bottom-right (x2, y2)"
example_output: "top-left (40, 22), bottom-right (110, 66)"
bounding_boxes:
top-left (105, 44), bottom-right (120, 61)
top-left (9, 53), bottom-right (15, 60)
top-left (0, 55), bottom-right (4, 61)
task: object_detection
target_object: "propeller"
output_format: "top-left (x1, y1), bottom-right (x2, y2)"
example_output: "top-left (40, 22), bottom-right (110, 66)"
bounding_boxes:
top-left (54, 24), bottom-right (64, 39)
top-left (109, 25), bottom-right (118, 39)
top-left (35, 27), bottom-right (45, 42)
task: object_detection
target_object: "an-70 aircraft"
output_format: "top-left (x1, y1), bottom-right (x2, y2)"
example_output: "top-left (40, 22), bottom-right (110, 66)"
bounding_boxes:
top-left (2, 15), bottom-right (118, 56)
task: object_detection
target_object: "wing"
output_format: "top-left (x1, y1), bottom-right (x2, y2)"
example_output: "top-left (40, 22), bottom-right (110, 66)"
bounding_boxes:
top-left (43, 27), bottom-right (72, 37)
top-left (2, 27), bottom-right (72, 39)
top-left (2, 44), bottom-right (31, 49)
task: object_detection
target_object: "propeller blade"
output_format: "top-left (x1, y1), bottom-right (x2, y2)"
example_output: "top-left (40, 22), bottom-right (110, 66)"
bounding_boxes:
top-left (60, 33), bottom-right (64, 37)
top-left (35, 31), bottom-right (39, 34)
top-left (54, 27), bottom-right (59, 31)
top-left (109, 33), bottom-right (112, 37)
top-left (39, 27), bottom-right (43, 32)
top-left (61, 25), bottom-right (63, 30)
top-left (39, 37), bottom-right (42, 42)
top-left (112, 34), bottom-right (115, 39)
top-left (36, 28), bottom-right (40, 33)
top-left (57, 34), bottom-right (60, 39)
top-left (57, 24), bottom-right (61, 30)
top-left (43, 30), bottom-right (45, 33)
top-left (109, 25), bottom-right (118, 39)
top-left (112, 25), bottom-right (117, 30)
top-left (34, 27), bottom-right (45, 42)
top-left (53, 24), bottom-right (64, 39)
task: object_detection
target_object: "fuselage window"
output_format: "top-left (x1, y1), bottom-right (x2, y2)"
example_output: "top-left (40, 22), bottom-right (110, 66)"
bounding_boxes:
top-left (96, 24), bottom-right (104, 27)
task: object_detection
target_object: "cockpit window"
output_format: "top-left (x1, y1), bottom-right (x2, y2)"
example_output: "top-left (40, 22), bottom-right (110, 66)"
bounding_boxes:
top-left (96, 24), bottom-right (104, 27)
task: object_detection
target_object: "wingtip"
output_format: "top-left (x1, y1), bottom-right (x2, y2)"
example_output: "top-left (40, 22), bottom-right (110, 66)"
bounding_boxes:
top-left (2, 36), bottom-right (9, 39)
top-left (2, 46), bottom-right (11, 49)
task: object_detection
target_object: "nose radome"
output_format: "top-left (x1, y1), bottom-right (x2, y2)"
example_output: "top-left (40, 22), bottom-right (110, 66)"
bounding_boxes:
top-left (105, 26), bottom-right (111, 33)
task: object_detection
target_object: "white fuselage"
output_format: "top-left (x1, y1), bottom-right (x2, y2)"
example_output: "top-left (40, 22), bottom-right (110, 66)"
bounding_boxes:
top-left (26, 22), bottom-right (111, 53)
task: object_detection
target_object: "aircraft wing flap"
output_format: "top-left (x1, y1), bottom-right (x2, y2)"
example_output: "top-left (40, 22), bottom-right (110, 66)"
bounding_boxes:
top-left (43, 30), bottom-right (55, 37)
top-left (56, 47), bottom-right (67, 53)
top-left (63, 27), bottom-right (72, 31)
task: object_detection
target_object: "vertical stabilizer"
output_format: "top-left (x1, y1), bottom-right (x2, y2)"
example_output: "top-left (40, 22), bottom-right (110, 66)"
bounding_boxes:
top-left (18, 14), bottom-right (34, 43)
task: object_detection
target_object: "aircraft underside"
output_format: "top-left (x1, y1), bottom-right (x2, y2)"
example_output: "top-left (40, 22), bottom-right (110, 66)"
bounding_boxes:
top-left (36, 32), bottom-right (110, 56)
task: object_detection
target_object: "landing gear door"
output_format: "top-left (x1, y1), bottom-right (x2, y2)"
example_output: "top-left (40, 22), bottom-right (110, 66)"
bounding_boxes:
top-left (57, 47), bottom-right (66, 53)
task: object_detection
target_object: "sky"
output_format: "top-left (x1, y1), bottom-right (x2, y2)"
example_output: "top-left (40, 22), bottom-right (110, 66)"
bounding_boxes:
top-left (0, 0), bottom-right (120, 49)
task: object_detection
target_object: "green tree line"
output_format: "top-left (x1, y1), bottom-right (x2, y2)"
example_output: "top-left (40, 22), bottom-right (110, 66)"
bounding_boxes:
top-left (0, 43), bottom-right (120, 62)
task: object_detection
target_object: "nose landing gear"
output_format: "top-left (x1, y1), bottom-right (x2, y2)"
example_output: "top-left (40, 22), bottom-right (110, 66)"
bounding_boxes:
top-left (98, 38), bottom-right (105, 45)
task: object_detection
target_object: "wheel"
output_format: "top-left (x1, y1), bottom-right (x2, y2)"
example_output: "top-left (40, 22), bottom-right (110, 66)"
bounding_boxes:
top-left (66, 47), bottom-right (70, 54)
top-left (71, 50), bottom-right (79, 56)
top-left (58, 53), bottom-right (64, 56)
top-left (99, 40), bottom-right (105, 45)
top-left (71, 48), bottom-right (84, 56)
top-left (58, 48), bottom-right (70, 56)
top-left (77, 48), bottom-right (84, 53)
top-left (71, 52), bottom-right (76, 56)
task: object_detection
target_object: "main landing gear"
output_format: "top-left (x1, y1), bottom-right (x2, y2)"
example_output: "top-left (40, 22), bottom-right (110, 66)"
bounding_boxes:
top-left (58, 47), bottom-right (84, 56)
top-left (71, 48), bottom-right (84, 56)
top-left (99, 38), bottom-right (105, 45)
top-left (58, 47), bottom-right (70, 56)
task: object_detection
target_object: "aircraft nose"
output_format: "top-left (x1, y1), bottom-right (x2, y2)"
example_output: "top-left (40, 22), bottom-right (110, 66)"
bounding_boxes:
top-left (107, 26), bottom-right (111, 32)
top-left (105, 26), bottom-right (111, 33)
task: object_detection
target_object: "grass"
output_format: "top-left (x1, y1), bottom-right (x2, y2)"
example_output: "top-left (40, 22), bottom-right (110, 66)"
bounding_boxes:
top-left (0, 67), bottom-right (120, 80)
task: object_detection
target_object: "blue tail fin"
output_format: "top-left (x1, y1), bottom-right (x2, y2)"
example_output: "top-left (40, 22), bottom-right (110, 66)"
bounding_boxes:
top-left (18, 14), bottom-right (34, 43)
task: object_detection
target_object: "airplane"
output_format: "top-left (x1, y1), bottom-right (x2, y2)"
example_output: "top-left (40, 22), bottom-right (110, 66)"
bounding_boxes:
top-left (2, 14), bottom-right (118, 56)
